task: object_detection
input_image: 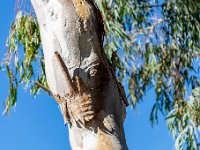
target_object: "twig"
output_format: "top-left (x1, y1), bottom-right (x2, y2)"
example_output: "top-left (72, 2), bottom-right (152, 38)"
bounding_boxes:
top-left (130, 18), bottom-right (164, 38)
top-left (141, 1), bottom-right (174, 8)
top-left (141, 3), bottom-right (165, 8)
top-left (33, 81), bottom-right (52, 95)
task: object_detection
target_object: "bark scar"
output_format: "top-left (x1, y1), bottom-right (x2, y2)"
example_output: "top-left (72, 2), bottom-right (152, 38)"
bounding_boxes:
top-left (53, 51), bottom-right (96, 125)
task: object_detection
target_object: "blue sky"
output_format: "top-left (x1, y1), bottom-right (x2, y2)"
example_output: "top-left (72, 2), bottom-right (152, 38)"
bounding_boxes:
top-left (0, 1), bottom-right (174, 150)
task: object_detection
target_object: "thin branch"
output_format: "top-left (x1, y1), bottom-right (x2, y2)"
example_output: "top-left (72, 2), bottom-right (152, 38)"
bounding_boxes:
top-left (141, 1), bottom-right (175, 8)
top-left (34, 86), bottom-right (71, 124)
top-left (141, 3), bottom-right (165, 8)
top-left (118, 82), bottom-right (129, 106)
top-left (130, 18), bottom-right (164, 38)
top-left (33, 81), bottom-right (52, 95)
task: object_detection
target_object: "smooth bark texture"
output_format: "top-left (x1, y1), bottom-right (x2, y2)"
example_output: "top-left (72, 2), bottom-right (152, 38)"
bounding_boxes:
top-left (30, 0), bottom-right (128, 149)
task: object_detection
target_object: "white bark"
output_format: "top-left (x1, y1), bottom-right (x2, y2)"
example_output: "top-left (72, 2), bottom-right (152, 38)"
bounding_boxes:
top-left (31, 0), bottom-right (128, 149)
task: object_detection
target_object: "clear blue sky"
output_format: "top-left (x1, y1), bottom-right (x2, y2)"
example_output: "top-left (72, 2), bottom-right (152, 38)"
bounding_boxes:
top-left (0, 1), bottom-right (174, 150)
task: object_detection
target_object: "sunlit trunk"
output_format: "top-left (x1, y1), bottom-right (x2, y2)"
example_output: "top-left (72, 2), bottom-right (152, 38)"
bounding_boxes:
top-left (30, 0), bottom-right (128, 149)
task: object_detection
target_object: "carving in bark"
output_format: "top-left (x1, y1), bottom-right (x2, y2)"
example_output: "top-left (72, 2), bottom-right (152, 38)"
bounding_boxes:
top-left (30, 0), bottom-right (128, 149)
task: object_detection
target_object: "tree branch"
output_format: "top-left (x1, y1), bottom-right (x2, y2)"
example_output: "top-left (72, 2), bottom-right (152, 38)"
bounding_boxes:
top-left (130, 18), bottom-right (164, 38)
top-left (142, 3), bottom-right (165, 8)
top-left (33, 81), bottom-right (52, 95)
top-left (141, 1), bottom-right (175, 8)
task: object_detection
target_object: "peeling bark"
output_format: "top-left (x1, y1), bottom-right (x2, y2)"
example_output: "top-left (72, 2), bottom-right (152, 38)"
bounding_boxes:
top-left (30, 0), bottom-right (128, 149)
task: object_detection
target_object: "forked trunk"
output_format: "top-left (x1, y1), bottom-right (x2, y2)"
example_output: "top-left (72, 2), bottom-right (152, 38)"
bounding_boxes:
top-left (30, 0), bottom-right (128, 149)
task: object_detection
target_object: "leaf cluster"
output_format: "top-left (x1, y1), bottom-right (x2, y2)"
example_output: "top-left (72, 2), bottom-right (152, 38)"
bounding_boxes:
top-left (97, 0), bottom-right (200, 149)
top-left (167, 87), bottom-right (200, 150)
top-left (3, 11), bottom-right (47, 114)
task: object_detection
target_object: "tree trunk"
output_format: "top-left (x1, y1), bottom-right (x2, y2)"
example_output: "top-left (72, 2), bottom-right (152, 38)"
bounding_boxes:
top-left (30, 0), bottom-right (128, 149)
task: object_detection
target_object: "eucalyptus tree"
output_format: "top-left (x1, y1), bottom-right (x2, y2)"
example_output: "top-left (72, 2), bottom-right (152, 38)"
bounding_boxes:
top-left (3, 0), bottom-right (200, 149)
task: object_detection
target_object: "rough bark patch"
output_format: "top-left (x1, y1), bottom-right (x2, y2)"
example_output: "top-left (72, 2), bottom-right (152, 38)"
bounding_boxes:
top-left (72, 0), bottom-right (89, 20)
